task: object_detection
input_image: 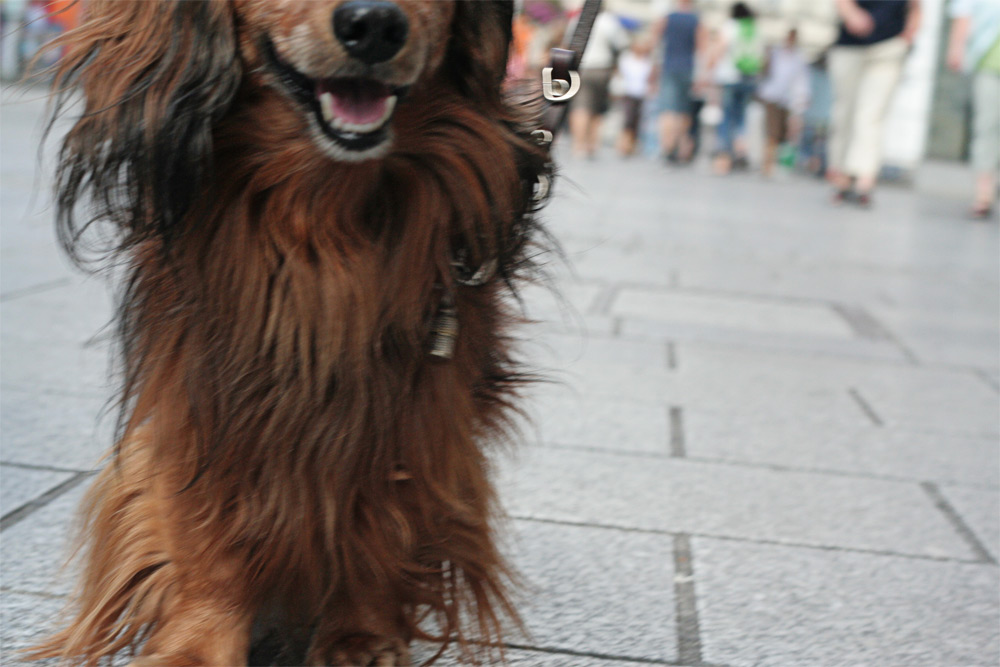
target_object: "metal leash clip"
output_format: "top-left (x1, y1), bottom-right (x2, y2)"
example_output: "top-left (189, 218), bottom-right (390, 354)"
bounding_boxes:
top-left (541, 66), bottom-right (581, 102)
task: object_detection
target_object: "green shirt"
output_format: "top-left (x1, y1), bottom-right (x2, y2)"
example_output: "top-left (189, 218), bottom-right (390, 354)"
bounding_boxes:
top-left (979, 33), bottom-right (1000, 73)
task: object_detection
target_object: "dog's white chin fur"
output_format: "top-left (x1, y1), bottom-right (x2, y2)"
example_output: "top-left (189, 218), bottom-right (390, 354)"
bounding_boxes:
top-left (308, 118), bottom-right (393, 163)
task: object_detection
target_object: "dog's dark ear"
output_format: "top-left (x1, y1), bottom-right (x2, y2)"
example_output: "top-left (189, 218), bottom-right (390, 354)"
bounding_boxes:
top-left (49, 0), bottom-right (241, 260)
top-left (446, 0), bottom-right (515, 102)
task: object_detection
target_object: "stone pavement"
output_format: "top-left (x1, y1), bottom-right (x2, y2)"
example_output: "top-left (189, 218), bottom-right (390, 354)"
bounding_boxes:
top-left (2, 85), bottom-right (998, 666)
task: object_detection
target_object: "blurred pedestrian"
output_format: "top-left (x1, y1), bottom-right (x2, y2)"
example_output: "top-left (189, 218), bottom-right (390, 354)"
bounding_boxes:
top-left (569, 11), bottom-right (630, 159)
top-left (757, 28), bottom-right (810, 178)
top-left (798, 51), bottom-right (833, 177)
top-left (708, 2), bottom-right (764, 175)
top-left (654, 0), bottom-right (705, 164)
top-left (828, 0), bottom-right (922, 207)
top-left (947, 0), bottom-right (1000, 220)
top-left (616, 36), bottom-right (655, 158)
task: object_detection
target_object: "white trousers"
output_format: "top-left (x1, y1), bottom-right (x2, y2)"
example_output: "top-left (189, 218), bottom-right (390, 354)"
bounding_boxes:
top-left (828, 38), bottom-right (908, 179)
top-left (972, 70), bottom-right (1000, 173)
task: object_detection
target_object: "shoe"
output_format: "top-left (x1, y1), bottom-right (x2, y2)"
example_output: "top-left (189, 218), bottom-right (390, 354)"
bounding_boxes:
top-left (970, 204), bottom-right (994, 221)
top-left (832, 188), bottom-right (853, 205)
top-left (855, 191), bottom-right (873, 208)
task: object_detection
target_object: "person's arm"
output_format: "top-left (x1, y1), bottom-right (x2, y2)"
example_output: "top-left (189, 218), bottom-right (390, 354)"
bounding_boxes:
top-left (902, 0), bottom-right (922, 45)
top-left (835, 0), bottom-right (875, 37)
top-left (947, 14), bottom-right (970, 71)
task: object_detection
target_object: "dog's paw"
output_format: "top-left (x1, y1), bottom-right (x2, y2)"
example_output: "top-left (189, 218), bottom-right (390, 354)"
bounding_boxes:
top-left (321, 636), bottom-right (411, 667)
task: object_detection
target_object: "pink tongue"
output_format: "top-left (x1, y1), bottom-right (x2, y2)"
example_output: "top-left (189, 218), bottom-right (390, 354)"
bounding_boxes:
top-left (319, 79), bottom-right (390, 126)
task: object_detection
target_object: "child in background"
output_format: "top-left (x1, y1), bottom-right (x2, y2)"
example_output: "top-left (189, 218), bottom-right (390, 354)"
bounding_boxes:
top-left (757, 28), bottom-right (810, 178)
top-left (617, 36), bottom-right (655, 157)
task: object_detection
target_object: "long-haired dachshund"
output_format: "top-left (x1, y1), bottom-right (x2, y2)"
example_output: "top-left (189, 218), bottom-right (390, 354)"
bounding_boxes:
top-left (31, 1), bottom-right (552, 664)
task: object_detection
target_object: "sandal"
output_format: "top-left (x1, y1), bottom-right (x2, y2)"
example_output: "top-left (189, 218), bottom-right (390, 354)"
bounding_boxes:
top-left (970, 203), bottom-right (994, 221)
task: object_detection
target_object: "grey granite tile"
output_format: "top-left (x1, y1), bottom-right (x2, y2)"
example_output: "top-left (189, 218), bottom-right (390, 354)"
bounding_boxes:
top-left (693, 537), bottom-right (1000, 667)
top-left (685, 410), bottom-right (1000, 487)
top-left (499, 447), bottom-right (980, 560)
top-left (939, 485), bottom-right (1000, 562)
top-left (612, 289), bottom-right (856, 339)
top-left (525, 393), bottom-right (670, 455)
top-left (0, 483), bottom-right (89, 595)
top-left (0, 590), bottom-right (65, 662)
top-left (509, 520), bottom-right (677, 662)
top-left (0, 277), bottom-right (114, 346)
top-left (1, 386), bottom-right (112, 471)
top-left (0, 335), bottom-right (114, 398)
top-left (0, 466), bottom-right (73, 517)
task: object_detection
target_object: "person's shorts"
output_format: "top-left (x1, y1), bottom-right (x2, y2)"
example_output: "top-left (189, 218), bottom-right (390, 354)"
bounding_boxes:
top-left (621, 96), bottom-right (644, 133)
top-left (764, 101), bottom-right (790, 142)
top-left (575, 67), bottom-right (614, 115)
top-left (657, 72), bottom-right (693, 114)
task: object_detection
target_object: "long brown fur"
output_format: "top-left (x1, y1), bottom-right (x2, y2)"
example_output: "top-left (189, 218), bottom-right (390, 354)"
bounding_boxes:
top-left (30, 1), bottom-right (552, 664)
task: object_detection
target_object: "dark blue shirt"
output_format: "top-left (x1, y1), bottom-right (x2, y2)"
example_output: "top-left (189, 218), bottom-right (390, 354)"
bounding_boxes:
top-left (836, 0), bottom-right (908, 46)
top-left (662, 11), bottom-right (698, 76)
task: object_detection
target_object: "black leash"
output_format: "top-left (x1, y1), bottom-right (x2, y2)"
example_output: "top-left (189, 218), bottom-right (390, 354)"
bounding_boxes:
top-left (537, 0), bottom-right (604, 147)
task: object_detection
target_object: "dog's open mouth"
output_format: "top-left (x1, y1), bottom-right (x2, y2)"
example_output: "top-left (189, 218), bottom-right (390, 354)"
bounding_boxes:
top-left (263, 39), bottom-right (407, 153)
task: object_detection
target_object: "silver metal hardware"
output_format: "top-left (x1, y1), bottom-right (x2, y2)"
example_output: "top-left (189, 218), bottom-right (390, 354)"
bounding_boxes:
top-left (541, 67), bottom-right (581, 102)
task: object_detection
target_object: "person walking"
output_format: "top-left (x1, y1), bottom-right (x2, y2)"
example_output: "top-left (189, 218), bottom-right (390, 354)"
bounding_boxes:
top-left (757, 28), bottom-right (810, 178)
top-left (947, 0), bottom-right (1000, 220)
top-left (617, 36), bottom-right (655, 158)
top-left (655, 0), bottom-right (704, 164)
top-left (828, 0), bottom-right (922, 207)
top-left (569, 11), bottom-right (630, 159)
top-left (707, 2), bottom-right (765, 175)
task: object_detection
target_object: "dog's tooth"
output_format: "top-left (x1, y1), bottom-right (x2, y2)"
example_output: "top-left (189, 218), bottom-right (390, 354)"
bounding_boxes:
top-left (320, 92), bottom-right (334, 123)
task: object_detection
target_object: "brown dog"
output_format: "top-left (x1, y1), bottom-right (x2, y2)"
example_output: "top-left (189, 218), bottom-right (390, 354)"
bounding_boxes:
top-left (31, 1), bottom-right (551, 664)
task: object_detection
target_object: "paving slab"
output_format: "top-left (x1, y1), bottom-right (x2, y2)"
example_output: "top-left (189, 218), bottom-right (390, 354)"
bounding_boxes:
top-left (613, 289), bottom-right (856, 340)
top-left (693, 537), bottom-right (1000, 667)
top-left (0, 386), bottom-right (111, 471)
top-left (500, 447), bottom-right (981, 561)
top-left (511, 520), bottom-right (677, 662)
top-left (939, 485), bottom-right (1000, 562)
top-left (0, 590), bottom-right (65, 662)
top-left (0, 483), bottom-right (88, 596)
top-left (685, 409), bottom-right (1000, 487)
top-left (0, 466), bottom-right (73, 518)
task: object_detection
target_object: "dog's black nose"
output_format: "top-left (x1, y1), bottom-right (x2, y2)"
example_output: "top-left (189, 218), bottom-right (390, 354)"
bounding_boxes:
top-left (333, 1), bottom-right (408, 65)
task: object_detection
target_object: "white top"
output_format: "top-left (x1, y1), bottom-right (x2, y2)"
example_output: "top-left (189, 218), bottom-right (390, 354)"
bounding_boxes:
top-left (577, 12), bottom-right (631, 70)
top-left (757, 46), bottom-right (810, 113)
top-left (618, 51), bottom-right (654, 98)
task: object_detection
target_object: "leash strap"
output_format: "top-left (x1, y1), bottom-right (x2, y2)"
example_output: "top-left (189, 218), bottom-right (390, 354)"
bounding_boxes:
top-left (538, 0), bottom-right (603, 146)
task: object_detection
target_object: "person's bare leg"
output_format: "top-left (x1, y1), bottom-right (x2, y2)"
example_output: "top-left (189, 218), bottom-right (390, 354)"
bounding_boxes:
top-left (762, 138), bottom-right (778, 178)
top-left (586, 115), bottom-right (603, 157)
top-left (570, 108), bottom-right (590, 158)
top-left (659, 112), bottom-right (680, 157)
top-left (974, 171), bottom-right (997, 213)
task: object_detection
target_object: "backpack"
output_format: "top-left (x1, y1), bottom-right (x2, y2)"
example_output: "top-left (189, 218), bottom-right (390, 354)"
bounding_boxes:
top-left (732, 18), bottom-right (763, 76)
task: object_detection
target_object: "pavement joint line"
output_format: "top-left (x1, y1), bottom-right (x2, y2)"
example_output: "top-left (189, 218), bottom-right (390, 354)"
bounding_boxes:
top-left (847, 387), bottom-right (883, 427)
top-left (668, 406), bottom-right (686, 458)
top-left (510, 515), bottom-right (994, 566)
top-left (672, 534), bottom-right (704, 666)
top-left (1, 460), bottom-right (96, 474)
top-left (502, 642), bottom-right (709, 666)
top-left (920, 481), bottom-right (998, 565)
top-left (540, 325), bottom-right (994, 377)
top-left (588, 283), bottom-right (620, 317)
top-left (540, 325), bottom-right (917, 368)
top-left (972, 368), bottom-right (1000, 394)
top-left (666, 341), bottom-right (677, 370)
top-left (0, 277), bottom-right (72, 303)
top-left (534, 441), bottom-right (1000, 491)
top-left (829, 303), bottom-right (891, 341)
top-left (0, 470), bottom-right (94, 532)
